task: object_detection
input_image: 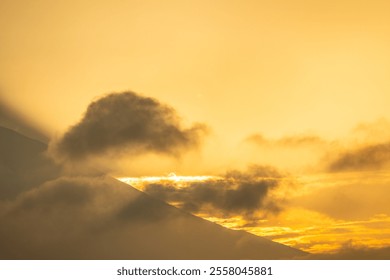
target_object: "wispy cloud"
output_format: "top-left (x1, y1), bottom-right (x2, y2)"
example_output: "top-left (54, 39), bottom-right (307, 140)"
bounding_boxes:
top-left (246, 133), bottom-right (326, 148)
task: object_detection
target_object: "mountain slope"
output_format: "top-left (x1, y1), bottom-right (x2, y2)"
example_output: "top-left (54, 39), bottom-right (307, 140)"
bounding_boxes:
top-left (0, 126), bottom-right (306, 259)
top-left (0, 126), bottom-right (61, 200)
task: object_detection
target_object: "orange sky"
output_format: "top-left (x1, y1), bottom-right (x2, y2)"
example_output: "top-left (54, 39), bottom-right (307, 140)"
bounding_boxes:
top-left (2, 0), bottom-right (390, 256)
top-left (1, 0), bottom-right (390, 144)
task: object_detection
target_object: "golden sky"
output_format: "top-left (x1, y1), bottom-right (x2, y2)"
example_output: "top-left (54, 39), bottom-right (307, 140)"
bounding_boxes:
top-left (1, 0), bottom-right (390, 142)
top-left (1, 0), bottom-right (390, 257)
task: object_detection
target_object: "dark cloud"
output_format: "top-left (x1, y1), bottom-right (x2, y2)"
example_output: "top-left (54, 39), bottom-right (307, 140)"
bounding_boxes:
top-left (328, 142), bottom-right (390, 172)
top-left (51, 92), bottom-right (207, 162)
top-left (143, 165), bottom-right (283, 219)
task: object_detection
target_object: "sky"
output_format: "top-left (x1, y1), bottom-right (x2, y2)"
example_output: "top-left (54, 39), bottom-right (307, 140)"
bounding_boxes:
top-left (2, 0), bottom-right (390, 142)
top-left (1, 0), bottom-right (390, 258)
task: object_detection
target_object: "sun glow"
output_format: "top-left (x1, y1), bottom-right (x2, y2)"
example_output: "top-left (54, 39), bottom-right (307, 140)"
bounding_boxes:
top-left (116, 172), bottom-right (390, 255)
top-left (117, 174), bottom-right (221, 189)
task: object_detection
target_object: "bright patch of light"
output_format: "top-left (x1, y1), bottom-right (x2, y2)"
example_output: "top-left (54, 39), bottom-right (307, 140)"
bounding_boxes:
top-left (117, 174), bottom-right (221, 185)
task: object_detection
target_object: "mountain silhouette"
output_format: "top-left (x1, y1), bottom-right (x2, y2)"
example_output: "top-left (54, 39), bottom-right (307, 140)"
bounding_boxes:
top-left (0, 126), bottom-right (306, 259)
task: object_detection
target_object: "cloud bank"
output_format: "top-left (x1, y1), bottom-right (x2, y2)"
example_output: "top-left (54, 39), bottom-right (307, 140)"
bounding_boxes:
top-left (51, 92), bottom-right (207, 162)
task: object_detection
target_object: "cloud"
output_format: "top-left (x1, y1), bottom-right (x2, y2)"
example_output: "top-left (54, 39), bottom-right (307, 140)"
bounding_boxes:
top-left (245, 121), bottom-right (390, 173)
top-left (328, 142), bottom-right (390, 172)
top-left (142, 165), bottom-right (283, 219)
top-left (242, 133), bottom-right (330, 171)
top-left (309, 242), bottom-right (390, 260)
top-left (317, 118), bottom-right (390, 172)
top-left (246, 133), bottom-right (326, 148)
top-left (51, 92), bottom-right (207, 162)
top-left (351, 118), bottom-right (390, 144)
top-left (290, 172), bottom-right (390, 220)
top-left (245, 134), bottom-right (270, 146)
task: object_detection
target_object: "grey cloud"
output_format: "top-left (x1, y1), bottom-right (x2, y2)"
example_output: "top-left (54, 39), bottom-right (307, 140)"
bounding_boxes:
top-left (143, 165), bottom-right (283, 219)
top-left (328, 142), bottom-right (390, 172)
top-left (51, 92), bottom-right (207, 162)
